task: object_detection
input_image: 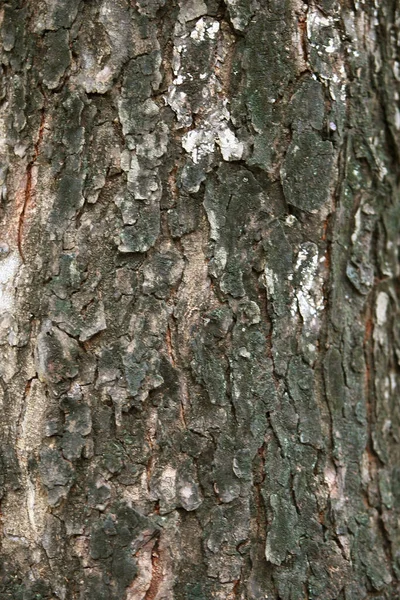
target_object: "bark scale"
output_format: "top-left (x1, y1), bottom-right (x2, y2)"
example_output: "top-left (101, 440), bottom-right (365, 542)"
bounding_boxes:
top-left (0, 0), bottom-right (400, 599)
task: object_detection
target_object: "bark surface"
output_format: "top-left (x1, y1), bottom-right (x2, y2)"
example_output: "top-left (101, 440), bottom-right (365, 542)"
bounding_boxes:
top-left (0, 0), bottom-right (400, 598)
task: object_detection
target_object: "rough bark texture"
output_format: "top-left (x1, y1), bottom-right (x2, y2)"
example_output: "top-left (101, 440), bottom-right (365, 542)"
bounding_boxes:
top-left (0, 0), bottom-right (400, 598)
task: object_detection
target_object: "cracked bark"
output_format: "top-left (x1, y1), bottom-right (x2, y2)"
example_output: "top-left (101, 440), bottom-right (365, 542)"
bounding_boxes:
top-left (1, 0), bottom-right (400, 599)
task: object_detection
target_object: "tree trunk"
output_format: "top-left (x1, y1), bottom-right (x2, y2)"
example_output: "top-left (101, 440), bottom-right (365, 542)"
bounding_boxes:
top-left (0, 0), bottom-right (400, 598)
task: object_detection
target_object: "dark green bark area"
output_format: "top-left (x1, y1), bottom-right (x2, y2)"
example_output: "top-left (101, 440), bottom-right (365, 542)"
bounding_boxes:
top-left (1, 0), bottom-right (400, 599)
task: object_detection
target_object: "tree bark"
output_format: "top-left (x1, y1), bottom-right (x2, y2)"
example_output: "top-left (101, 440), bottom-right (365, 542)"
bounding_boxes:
top-left (0, 0), bottom-right (400, 598)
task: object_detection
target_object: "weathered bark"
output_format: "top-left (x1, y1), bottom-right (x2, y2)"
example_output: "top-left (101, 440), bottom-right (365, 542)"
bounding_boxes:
top-left (0, 0), bottom-right (400, 598)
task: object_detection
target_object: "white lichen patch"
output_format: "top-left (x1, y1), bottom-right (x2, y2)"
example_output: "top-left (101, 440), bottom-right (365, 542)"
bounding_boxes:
top-left (181, 107), bottom-right (243, 163)
top-left (178, 482), bottom-right (202, 511)
top-left (307, 9), bottom-right (332, 38)
top-left (166, 88), bottom-right (192, 128)
top-left (324, 463), bottom-right (347, 517)
top-left (0, 250), bottom-right (21, 314)
top-left (325, 38), bottom-right (338, 54)
top-left (238, 347), bottom-right (251, 358)
top-left (306, 6), bottom-right (343, 83)
top-left (374, 291), bottom-right (389, 346)
top-left (190, 17), bottom-right (220, 42)
top-left (214, 246), bottom-right (227, 271)
top-left (395, 106), bottom-right (400, 131)
top-left (166, 16), bottom-right (243, 163)
top-left (351, 207), bottom-right (362, 244)
top-left (291, 243), bottom-right (324, 359)
top-left (264, 266), bottom-right (277, 297)
top-left (376, 291), bottom-right (389, 327)
top-left (182, 127), bottom-right (216, 163)
top-left (217, 125), bottom-right (244, 161)
top-left (285, 214), bottom-right (297, 227)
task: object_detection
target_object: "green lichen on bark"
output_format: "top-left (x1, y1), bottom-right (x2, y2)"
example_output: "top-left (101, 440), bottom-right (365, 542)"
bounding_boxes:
top-left (0, 0), bottom-right (400, 599)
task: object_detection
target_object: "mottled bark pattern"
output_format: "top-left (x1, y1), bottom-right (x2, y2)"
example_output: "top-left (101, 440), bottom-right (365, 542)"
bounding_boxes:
top-left (0, 0), bottom-right (399, 598)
